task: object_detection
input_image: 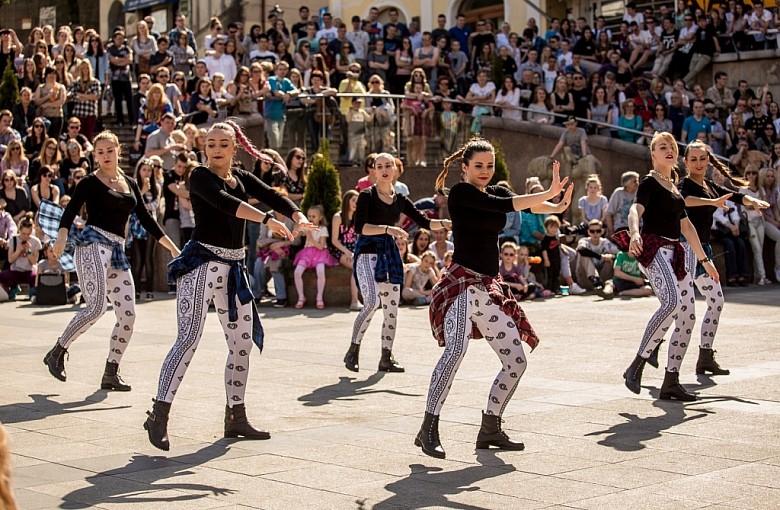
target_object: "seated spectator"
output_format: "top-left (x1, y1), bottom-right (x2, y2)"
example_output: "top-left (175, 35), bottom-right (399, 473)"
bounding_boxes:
top-left (606, 171), bottom-right (640, 235)
top-left (256, 220), bottom-right (296, 308)
top-left (396, 235), bottom-right (420, 270)
top-left (711, 195), bottom-right (751, 287)
top-left (0, 110), bottom-right (21, 162)
top-left (430, 226), bottom-right (453, 269)
top-left (292, 205), bottom-right (336, 310)
top-left (58, 139), bottom-right (90, 189)
top-left (12, 87), bottom-right (37, 138)
top-left (612, 250), bottom-right (653, 297)
top-left (0, 202), bottom-right (16, 270)
top-left (31, 243), bottom-right (80, 304)
top-left (135, 83), bottom-right (174, 152)
top-left (188, 77), bottom-right (219, 125)
top-left (617, 100), bottom-right (643, 143)
top-left (0, 170), bottom-right (30, 223)
top-left (550, 116), bottom-right (589, 159)
top-left (575, 219), bottom-right (618, 290)
top-left (0, 140), bottom-right (29, 187)
top-left (0, 215), bottom-right (40, 300)
top-left (649, 103), bottom-right (673, 134)
top-left (57, 118), bottom-right (92, 156)
top-left (705, 103), bottom-right (727, 155)
top-left (577, 174), bottom-right (609, 223)
top-left (402, 250), bottom-right (439, 305)
top-left (747, 0), bottom-right (775, 50)
top-left (23, 118), bottom-right (48, 161)
top-left (632, 83), bottom-right (655, 124)
top-left (499, 242), bottom-right (538, 300)
top-left (412, 228), bottom-right (432, 257)
top-left (29, 165), bottom-right (59, 211)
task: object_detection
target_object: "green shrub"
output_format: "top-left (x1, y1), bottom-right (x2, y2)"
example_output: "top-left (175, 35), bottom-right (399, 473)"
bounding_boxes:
top-left (301, 138), bottom-right (342, 221)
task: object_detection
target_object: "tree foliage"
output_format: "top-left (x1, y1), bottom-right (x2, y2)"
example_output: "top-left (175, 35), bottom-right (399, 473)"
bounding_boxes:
top-left (489, 139), bottom-right (511, 187)
top-left (0, 60), bottom-right (18, 111)
top-left (301, 138), bottom-right (342, 222)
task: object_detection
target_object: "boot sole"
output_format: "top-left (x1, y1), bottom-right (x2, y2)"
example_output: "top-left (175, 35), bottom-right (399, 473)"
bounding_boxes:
top-left (695, 368), bottom-right (730, 375)
top-left (344, 362), bottom-right (359, 373)
top-left (143, 421), bottom-right (170, 451)
top-left (476, 441), bottom-right (525, 451)
top-left (659, 392), bottom-right (697, 401)
top-left (43, 355), bottom-right (66, 382)
top-left (224, 431), bottom-right (271, 440)
top-left (377, 366), bottom-right (405, 372)
top-left (414, 437), bottom-right (446, 459)
top-left (101, 383), bottom-right (132, 391)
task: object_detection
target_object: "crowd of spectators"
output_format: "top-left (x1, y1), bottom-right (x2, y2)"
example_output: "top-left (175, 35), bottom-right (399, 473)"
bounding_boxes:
top-left (0, 4), bottom-right (779, 305)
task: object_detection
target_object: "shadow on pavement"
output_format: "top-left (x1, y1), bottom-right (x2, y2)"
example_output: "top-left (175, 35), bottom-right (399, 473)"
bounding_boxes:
top-left (297, 372), bottom-right (422, 407)
top-left (59, 442), bottom-right (234, 509)
top-left (362, 450), bottom-right (515, 510)
top-left (0, 391), bottom-right (129, 425)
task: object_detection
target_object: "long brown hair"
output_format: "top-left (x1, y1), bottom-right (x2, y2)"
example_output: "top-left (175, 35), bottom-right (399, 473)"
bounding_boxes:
top-left (435, 137), bottom-right (495, 193)
top-left (340, 189), bottom-right (359, 226)
top-left (684, 140), bottom-right (748, 187)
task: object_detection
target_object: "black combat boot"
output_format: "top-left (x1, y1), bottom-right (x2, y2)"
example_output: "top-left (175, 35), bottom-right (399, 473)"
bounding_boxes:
top-left (659, 371), bottom-right (697, 401)
top-left (43, 342), bottom-right (68, 382)
top-left (475, 412), bottom-right (525, 450)
top-left (143, 399), bottom-right (172, 451)
top-left (377, 348), bottom-right (405, 372)
top-left (101, 361), bottom-right (131, 391)
top-left (624, 355), bottom-right (647, 394)
top-left (224, 404), bottom-right (271, 439)
top-left (696, 347), bottom-right (730, 375)
top-left (415, 412), bottom-right (445, 458)
top-left (344, 342), bottom-right (360, 372)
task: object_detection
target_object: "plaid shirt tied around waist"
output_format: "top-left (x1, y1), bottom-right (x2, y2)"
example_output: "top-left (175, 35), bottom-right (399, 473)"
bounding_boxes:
top-left (611, 229), bottom-right (686, 281)
top-left (71, 225), bottom-right (130, 271)
top-left (430, 263), bottom-right (540, 351)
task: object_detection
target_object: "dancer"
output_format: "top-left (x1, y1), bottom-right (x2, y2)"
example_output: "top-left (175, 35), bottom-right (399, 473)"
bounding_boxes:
top-left (417, 138), bottom-right (572, 459)
top-left (655, 141), bottom-right (767, 376)
top-left (46, 131), bottom-right (179, 389)
top-left (344, 153), bottom-right (451, 373)
top-left (144, 120), bottom-right (314, 451)
top-left (621, 132), bottom-right (721, 402)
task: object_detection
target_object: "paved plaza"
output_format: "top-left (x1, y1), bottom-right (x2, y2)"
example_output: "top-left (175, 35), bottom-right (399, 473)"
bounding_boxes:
top-left (1, 286), bottom-right (780, 510)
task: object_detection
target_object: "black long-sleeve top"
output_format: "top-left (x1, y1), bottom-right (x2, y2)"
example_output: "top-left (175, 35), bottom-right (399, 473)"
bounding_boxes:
top-left (60, 173), bottom-right (165, 240)
top-left (188, 167), bottom-right (299, 249)
top-left (354, 186), bottom-right (431, 254)
top-left (448, 182), bottom-right (516, 276)
top-left (679, 177), bottom-right (745, 244)
top-left (635, 175), bottom-right (687, 240)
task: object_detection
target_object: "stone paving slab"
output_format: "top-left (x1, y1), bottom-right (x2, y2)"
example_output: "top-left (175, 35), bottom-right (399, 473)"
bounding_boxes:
top-left (1, 285), bottom-right (779, 509)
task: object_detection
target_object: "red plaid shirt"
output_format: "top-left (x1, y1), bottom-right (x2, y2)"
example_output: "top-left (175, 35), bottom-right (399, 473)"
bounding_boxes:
top-left (611, 230), bottom-right (686, 281)
top-left (430, 263), bottom-right (539, 351)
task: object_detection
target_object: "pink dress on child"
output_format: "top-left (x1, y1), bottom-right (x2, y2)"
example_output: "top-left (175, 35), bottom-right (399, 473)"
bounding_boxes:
top-left (293, 226), bottom-right (339, 268)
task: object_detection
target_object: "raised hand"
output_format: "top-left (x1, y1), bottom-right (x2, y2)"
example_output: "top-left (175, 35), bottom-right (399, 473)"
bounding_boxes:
top-left (548, 160), bottom-right (569, 197)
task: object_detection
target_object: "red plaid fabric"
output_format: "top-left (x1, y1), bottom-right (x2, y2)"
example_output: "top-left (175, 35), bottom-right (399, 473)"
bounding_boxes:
top-left (430, 263), bottom-right (539, 351)
top-left (611, 230), bottom-right (686, 281)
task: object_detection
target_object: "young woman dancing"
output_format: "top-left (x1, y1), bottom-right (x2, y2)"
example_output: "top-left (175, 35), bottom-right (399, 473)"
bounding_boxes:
top-left (621, 132), bottom-right (721, 402)
top-left (144, 120), bottom-right (314, 451)
top-left (416, 138), bottom-right (572, 459)
top-left (47, 131), bottom-right (180, 390)
top-left (654, 141), bottom-right (767, 376)
top-left (344, 153), bottom-right (451, 373)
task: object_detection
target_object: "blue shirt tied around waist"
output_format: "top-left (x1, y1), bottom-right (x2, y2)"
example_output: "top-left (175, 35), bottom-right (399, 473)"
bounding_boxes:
top-left (352, 234), bottom-right (405, 286)
top-left (168, 240), bottom-right (265, 352)
top-left (69, 225), bottom-right (130, 270)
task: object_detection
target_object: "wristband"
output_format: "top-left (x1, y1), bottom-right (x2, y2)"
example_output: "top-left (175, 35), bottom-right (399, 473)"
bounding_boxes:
top-left (263, 211), bottom-right (276, 225)
top-left (698, 257), bottom-right (712, 264)
top-left (385, 226), bottom-right (388, 234)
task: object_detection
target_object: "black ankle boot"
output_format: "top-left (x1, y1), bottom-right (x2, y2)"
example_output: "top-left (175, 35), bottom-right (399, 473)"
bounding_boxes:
top-left (224, 404), bottom-right (271, 440)
top-left (696, 347), bottom-right (730, 375)
top-left (43, 342), bottom-right (68, 382)
top-left (377, 348), bottom-right (405, 372)
top-left (344, 342), bottom-right (360, 372)
top-left (647, 340), bottom-right (664, 369)
top-left (476, 412), bottom-right (525, 450)
top-left (659, 371), bottom-right (697, 401)
top-left (101, 361), bottom-right (131, 391)
top-left (143, 399), bottom-right (172, 451)
top-left (624, 355), bottom-right (647, 394)
top-left (414, 412), bottom-right (445, 458)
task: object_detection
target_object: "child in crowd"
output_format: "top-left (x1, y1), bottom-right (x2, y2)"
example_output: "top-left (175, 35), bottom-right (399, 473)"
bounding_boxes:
top-left (396, 236), bottom-right (420, 270)
top-left (256, 225), bottom-right (295, 308)
top-left (499, 241), bottom-right (537, 300)
top-left (577, 174), bottom-right (609, 223)
top-left (541, 215), bottom-right (562, 293)
top-left (439, 98), bottom-right (459, 157)
top-left (443, 250), bottom-right (453, 268)
top-left (430, 227), bottom-right (454, 269)
top-left (346, 97), bottom-right (372, 165)
top-left (293, 205), bottom-right (336, 309)
top-left (612, 250), bottom-right (653, 297)
top-left (402, 250), bottom-right (439, 305)
top-left (575, 219), bottom-right (618, 291)
top-left (31, 243), bottom-right (80, 304)
top-left (403, 81), bottom-right (433, 166)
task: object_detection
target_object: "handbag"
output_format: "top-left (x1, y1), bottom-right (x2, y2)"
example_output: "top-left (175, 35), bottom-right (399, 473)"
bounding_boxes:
top-left (36, 272), bottom-right (67, 305)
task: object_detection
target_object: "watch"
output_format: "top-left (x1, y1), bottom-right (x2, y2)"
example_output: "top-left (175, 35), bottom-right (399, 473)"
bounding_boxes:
top-left (262, 211), bottom-right (276, 224)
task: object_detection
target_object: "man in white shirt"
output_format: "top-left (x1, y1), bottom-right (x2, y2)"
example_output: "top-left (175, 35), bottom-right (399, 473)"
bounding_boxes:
top-left (316, 12), bottom-right (339, 44)
top-left (496, 22), bottom-right (512, 49)
top-left (203, 37), bottom-right (236, 84)
top-left (249, 34), bottom-right (278, 64)
top-left (627, 21), bottom-right (653, 70)
top-left (748, 0), bottom-right (776, 49)
top-left (347, 15), bottom-right (369, 65)
top-left (623, 2), bottom-right (645, 26)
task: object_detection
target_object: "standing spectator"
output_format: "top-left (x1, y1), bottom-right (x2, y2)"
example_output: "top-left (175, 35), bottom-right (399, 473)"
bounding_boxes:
top-left (447, 39), bottom-right (468, 96)
top-left (541, 215), bottom-right (563, 293)
top-left (759, 167), bottom-right (780, 281)
top-left (591, 86), bottom-right (613, 135)
top-left (747, 0), bottom-right (775, 50)
top-left (414, 32), bottom-right (439, 84)
top-left (681, 99), bottom-right (711, 144)
top-left (204, 38), bottom-right (236, 85)
top-left (551, 76), bottom-right (574, 124)
top-left (135, 84), bottom-right (173, 150)
top-left (465, 69), bottom-right (495, 134)
top-left (69, 60), bottom-right (100, 140)
top-left (169, 13), bottom-right (197, 54)
top-left (683, 16), bottom-right (720, 87)
top-left (705, 104), bottom-right (727, 155)
top-left (449, 14), bottom-right (470, 55)
top-left (85, 35), bottom-right (110, 94)
top-left (171, 32), bottom-right (195, 76)
top-left (107, 31), bottom-right (134, 126)
top-left (330, 189), bottom-right (361, 309)
top-left (337, 62), bottom-right (367, 161)
top-left (292, 6), bottom-right (316, 44)
top-left (188, 78), bottom-right (218, 125)
top-left (131, 20), bottom-right (157, 79)
top-left (280, 148), bottom-right (307, 205)
top-left (577, 174), bottom-right (608, 223)
top-left (606, 171), bottom-right (640, 235)
top-left (550, 116), bottom-right (589, 158)
top-left (633, 83), bottom-right (656, 124)
top-left (617, 100), bottom-right (643, 143)
top-left (300, 70), bottom-right (337, 153)
top-left (527, 86), bottom-right (554, 124)
top-left (740, 166), bottom-right (771, 284)
top-left (667, 91), bottom-right (690, 139)
top-left (316, 12), bottom-right (339, 45)
top-left (33, 68), bottom-right (67, 137)
top-left (149, 35), bottom-right (174, 77)
top-left (706, 71), bottom-right (734, 126)
top-left (348, 15), bottom-right (369, 70)
top-left (264, 61), bottom-right (298, 149)
top-left (496, 75), bottom-right (521, 121)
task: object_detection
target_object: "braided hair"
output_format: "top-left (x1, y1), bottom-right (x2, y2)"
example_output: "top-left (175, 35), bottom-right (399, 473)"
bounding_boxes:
top-left (434, 137), bottom-right (495, 194)
top-left (684, 140), bottom-right (748, 187)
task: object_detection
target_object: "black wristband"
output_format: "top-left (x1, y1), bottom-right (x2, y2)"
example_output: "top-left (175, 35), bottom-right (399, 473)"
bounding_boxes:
top-left (698, 257), bottom-right (712, 264)
top-left (263, 211), bottom-right (275, 225)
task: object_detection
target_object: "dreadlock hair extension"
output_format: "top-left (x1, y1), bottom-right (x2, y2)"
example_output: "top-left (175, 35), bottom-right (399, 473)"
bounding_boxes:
top-left (435, 137), bottom-right (495, 194)
top-left (216, 119), bottom-right (266, 163)
top-left (684, 139), bottom-right (748, 187)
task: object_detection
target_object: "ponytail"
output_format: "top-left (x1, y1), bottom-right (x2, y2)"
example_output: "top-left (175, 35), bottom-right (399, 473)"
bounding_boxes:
top-left (435, 146), bottom-right (465, 195)
top-left (708, 152), bottom-right (748, 187)
top-left (435, 136), bottom-right (494, 194)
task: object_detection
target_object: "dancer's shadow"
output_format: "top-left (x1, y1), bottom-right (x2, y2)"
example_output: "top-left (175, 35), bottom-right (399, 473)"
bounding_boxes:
top-left (691, 374), bottom-right (760, 406)
top-left (585, 399), bottom-right (714, 451)
top-left (0, 391), bottom-right (129, 425)
top-left (365, 450), bottom-right (515, 510)
top-left (60, 442), bottom-right (234, 508)
top-left (298, 372), bottom-right (421, 407)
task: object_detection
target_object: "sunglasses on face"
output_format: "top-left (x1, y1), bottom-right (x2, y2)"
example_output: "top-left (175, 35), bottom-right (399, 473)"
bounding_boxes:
top-left (745, 171), bottom-right (757, 175)
top-left (73, 175), bottom-right (83, 180)
top-left (10, 147), bottom-right (20, 151)
top-left (34, 125), bottom-right (44, 128)
top-left (69, 125), bottom-right (79, 129)
top-left (3, 178), bottom-right (15, 182)
top-left (294, 154), bottom-right (305, 160)
top-left (42, 172), bottom-right (52, 177)
top-left (589, 229), bottom-right (602, 233)
top-left (502, 252), bottom-right (515, 257)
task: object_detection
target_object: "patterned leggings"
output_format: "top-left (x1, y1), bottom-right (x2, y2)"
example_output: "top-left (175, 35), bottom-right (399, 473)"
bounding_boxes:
top-left (351, 254), bottom-right (400, 350)
top-left (682, 243), bottom-right (725, 349)
top-left (58, 243), bottom-right (136, 364)
top-left (156, 258), bottom-right (254, 406)
top-left (637, 246), bottom-right (696, 372)
top-left (425, 286), bottom-right (527, 416)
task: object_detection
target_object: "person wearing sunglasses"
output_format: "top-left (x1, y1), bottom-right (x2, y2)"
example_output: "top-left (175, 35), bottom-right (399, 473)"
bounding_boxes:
top-left (29, 164), bottom-right (59, 211)
top-left (574, 219), bottom-right (618, 293)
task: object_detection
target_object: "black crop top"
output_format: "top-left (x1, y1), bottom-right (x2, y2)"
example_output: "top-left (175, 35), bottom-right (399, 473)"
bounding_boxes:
top-left (354, 186), bottom-right (431, 253)
top-left (448, 182), bottom-right (516, 276)
top-left (60, 173), bottom-right (165, 240)
top-left (635, 175), bottom-right (687, 239)
top-left (679, 177), bottom-right (745, 244)
top-left (188, 167), bottom-right (299, 249)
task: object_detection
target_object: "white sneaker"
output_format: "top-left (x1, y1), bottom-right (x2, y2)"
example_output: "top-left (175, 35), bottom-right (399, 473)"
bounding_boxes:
top-left (420, 161), bottom-right (427, 167)
top-left (775, 268), bottom-right (780, 283)
top-left (569, 283), bottom-right (587, 295)
top-left (758, 277), bottom-right (771, 286)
